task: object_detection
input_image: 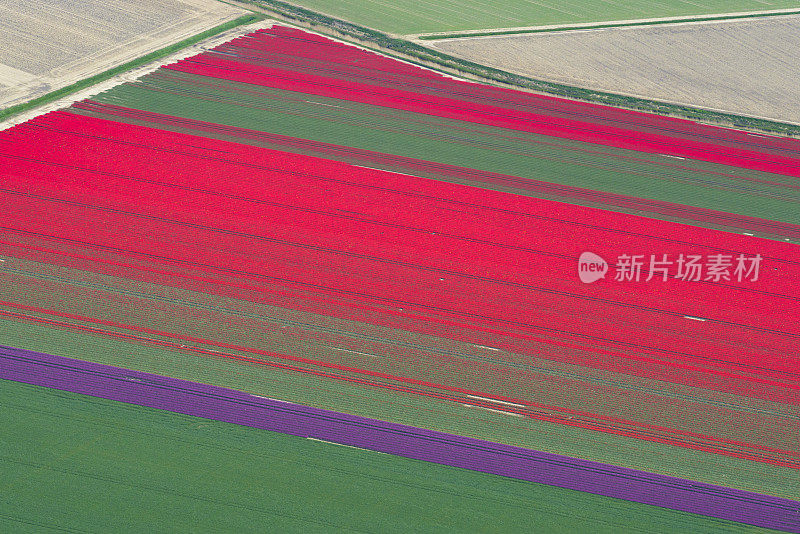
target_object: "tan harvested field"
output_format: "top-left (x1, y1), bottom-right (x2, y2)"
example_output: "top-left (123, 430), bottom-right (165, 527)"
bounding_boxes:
top-left (0, 0), bottom-right (245, 108)
top-left (429, 15), bottom-right (800, 124)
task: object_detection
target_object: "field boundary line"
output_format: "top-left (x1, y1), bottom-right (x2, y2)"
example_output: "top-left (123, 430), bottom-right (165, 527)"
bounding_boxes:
top-left (0, 14), bottom-right (268, 128)
top-left (413, 9), bottom-right (800, 40)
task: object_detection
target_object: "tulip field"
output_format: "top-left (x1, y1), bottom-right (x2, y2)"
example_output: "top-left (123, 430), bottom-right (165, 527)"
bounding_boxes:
top-left (0, 26), bottom-right (797, 532)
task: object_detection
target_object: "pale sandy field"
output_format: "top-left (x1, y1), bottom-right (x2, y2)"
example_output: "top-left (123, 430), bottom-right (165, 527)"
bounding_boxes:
top-left (430, 15), bottom-right (800, 124)
top-left (0, 0), bottom-right (245, 108)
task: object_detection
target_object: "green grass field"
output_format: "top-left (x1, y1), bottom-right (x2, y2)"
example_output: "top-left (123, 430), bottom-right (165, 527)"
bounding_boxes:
top-left (0, 378), bottom-right (775, 532)
top-left (1, 314), bottom-right (797, 502)
top-left (266, 0), bottom-right (800, 34)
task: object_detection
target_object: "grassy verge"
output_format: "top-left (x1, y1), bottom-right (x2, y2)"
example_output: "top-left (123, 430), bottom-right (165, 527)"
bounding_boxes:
top-left (0, 13), bottom-right (264, 123)
top-left (245, 0), bottom-right (800, 137)
top-left (418, 9), bottom-right (800, 39)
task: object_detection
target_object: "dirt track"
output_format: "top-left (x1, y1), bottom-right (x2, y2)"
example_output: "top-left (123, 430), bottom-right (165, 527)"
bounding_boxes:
top-left (0, 0), bottom-right (245, 109)
top-left (0, 18), bottom-right (275, 131)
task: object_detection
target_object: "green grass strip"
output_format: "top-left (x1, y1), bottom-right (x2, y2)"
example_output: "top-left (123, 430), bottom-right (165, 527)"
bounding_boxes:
top-left (89, 78), bottom-right (800, 225)
top-left (418, 10), bottom-right (800, 39)
top-left (0, 378), bottom-right (775, 533)
top-left (0, 13), bottom-right (264, 122)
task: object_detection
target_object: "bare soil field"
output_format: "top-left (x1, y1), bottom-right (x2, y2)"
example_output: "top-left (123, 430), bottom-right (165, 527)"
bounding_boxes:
top-left (0, 0), bottom-right (245, 109)
top-left (429, 15), bottom-right (800, 125)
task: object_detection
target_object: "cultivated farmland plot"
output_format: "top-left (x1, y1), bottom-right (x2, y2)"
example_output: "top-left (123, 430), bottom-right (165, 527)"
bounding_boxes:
top-left (430, 15), bottom-right (800, 124)
top-left (1, 23), bottom-right (799, 532)
top-left (0, 0), bottom-right (244, 109)
top-left (1, 27), bottom-right (799, 504)
top-left (4, 377), bottom-right (766, 533)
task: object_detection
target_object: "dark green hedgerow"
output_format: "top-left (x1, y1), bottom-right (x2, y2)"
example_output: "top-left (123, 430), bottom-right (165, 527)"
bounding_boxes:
top-left (246, 0), bottom-right (800, 137)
